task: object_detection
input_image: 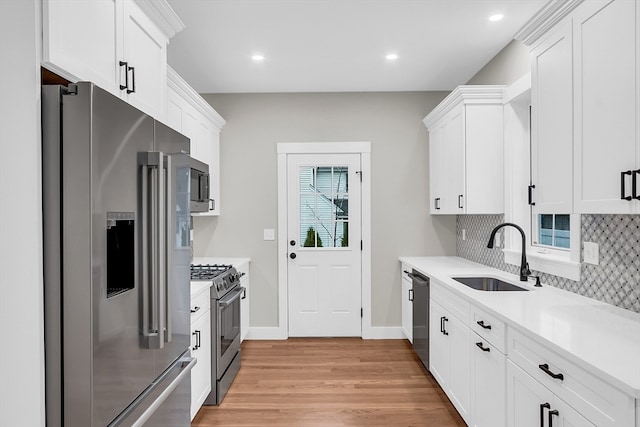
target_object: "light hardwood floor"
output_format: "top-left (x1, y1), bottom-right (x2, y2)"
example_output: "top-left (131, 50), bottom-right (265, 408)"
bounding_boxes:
top-left (192, 338), bottom-right (466, 426)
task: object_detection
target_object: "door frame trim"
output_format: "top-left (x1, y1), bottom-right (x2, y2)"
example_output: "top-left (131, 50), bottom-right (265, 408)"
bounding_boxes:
top-left (277, 142), bottom-right (371, 339)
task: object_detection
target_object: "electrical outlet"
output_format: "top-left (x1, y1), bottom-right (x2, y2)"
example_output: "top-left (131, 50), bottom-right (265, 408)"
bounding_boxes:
top-left (583, 241), bottom-right (599, 265)
top-left (462, 229), bottom-right (466, 241)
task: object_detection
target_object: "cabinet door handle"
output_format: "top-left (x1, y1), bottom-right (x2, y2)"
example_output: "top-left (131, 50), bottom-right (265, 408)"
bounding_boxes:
top-left (458, 194), bottom-right (464, 209)
top-left (242, 288), bottom-right (247, 300)
top-left (548, 409), bottom-right (559, 427)
top-left (621, 170), bottom-right (633, 200)
top-left (539, 363), bottom-right (564, 381)
top-left (209, 198), bottom-right (215, 211)
top-left (191, 330), bottom-right (199, 350)
top-left (633, 169), bottom-right (640, 200)
top-left (119, 61), bottom-right (129, 91)
top-left (476, 320), bottom-right (491, 330)
top-left (190, 306), bottom-right (200, 313)
top-left (435, 197), bottom-right (441, 210)
top-left (408, 289), bottom-right (414, 302)
top-left (475, 342), bottom-right (490, 352)
top-left (440, 316), bottom-right (444, 333)
top-left (443, 317), bottom-right (449, 335)
top-left (540, 403), bottom-right (550, 427)
top-left (127, 65), bottom-right (136, 94)
top-left (528, 184), bottom-right (536, 205)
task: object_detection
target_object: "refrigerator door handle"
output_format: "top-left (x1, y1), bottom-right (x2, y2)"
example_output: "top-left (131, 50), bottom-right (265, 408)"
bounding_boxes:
top-left (163, 154), bottom-right (172, 343)
top-left (138, 152), bottom-right (164, 349)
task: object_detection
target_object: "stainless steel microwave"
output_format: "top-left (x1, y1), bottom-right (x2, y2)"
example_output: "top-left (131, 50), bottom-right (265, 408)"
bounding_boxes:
top-left (190, 157), bottom-right (211, 213)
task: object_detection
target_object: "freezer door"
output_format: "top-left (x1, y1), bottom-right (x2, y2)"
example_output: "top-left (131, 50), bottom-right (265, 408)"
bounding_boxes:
top-left (60, 82), bottom-right (158, 427)
top-left (108, 354), bottom-right (196, 427)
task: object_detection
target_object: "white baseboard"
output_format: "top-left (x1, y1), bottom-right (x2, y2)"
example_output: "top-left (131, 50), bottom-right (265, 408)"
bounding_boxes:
top-left (245, 326), bottom-right (287, 340)
top-left (244, 326), bottom-right (406, 340)
top-left (362, 326), bottom-right (405, 340)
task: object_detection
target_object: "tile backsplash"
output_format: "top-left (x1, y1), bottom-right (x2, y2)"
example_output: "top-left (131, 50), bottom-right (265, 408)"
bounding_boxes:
top-left (456, 214), bottom-right (640, 313)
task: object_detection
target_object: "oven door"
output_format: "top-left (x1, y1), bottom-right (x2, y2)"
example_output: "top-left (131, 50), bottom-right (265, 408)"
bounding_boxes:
top-left (216, 286), bottom-right (244, 378)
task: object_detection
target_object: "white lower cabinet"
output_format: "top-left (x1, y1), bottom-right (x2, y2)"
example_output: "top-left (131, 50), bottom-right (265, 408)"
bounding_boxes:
top-left (236, 261), bottom-right (250, 342)
top-left (190, 287), bottom-right (211, 420)
top-left (471, 332), bottom-right (506, 427)
top-left (507, 360), bottom-right (595, 427)
top-left (429, 298), bottom-right (471, 424)
top-left (401, 267), bottom-right (413, 343)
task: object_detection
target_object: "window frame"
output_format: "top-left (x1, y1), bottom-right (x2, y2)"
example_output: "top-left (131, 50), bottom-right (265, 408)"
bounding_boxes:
top-left (502, 75), bottom-right (581, 281)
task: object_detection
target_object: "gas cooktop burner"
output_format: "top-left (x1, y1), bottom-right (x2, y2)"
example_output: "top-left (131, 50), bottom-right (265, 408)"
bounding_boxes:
top-left (190, 264), bottom-right (233, 281)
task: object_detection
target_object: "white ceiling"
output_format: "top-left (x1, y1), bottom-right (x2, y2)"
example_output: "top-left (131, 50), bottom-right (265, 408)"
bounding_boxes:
top-left (166, 0), bottom-right (547, 94)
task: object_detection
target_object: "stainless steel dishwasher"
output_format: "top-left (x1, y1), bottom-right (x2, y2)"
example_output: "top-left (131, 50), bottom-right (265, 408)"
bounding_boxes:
top-left (407, 269), bottom-right (430, 370)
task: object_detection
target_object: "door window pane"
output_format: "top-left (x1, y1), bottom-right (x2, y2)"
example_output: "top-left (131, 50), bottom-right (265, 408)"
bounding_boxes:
top-left (299, 166), bottom-right (349, 248)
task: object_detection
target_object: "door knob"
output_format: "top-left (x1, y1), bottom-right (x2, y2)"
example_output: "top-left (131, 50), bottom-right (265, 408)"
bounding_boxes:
top-left (290, 253), bottom-right (297, 259)
top-left (290, 240), bottom-right (296, 246)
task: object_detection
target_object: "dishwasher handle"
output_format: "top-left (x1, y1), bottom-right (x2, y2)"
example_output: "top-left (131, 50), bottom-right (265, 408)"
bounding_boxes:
top-left (407, 272), bottom-right (429, 286)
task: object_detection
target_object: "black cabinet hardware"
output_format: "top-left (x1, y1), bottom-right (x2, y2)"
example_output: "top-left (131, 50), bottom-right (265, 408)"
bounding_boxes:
top-left (440, 316), bottom-right (444, 333)
top-left (443, 317), bottom-right (449, 335)
top-left (540, 403), bottom-right (550, 427)
top-left (290, 240), bottom-right (296, 246)
top-left (458, 194), bottom-right (464, 209)
top-left (192, 330), bottom-right (201, 350)
top-left (549, 409), bottom-right (559, 427)
top-left (190, 306), bottom-right (200, 313)
top-left (539, 363), bottom-right (564, 380)
top-left (119, 61), bottom-right (129, 91)
top-left (290, 252), bottom-right (296, 259)
top-left (127, 66), bottom-right (135, 94)
top-left (633, 169), bottom-right (640, 200)
top-left (528, 184), bottom-right (536, 205)
top-left (435, 197), bottom-right (441, 210)
top-left (408, 289), bottom-right (414, 302)
top-left (476, 320), bottom-right (491, 330)
top-left (242, 288), bottom-right (247, 300)
top-left (621, 170), bottom-right (633, 200)
top-left (209, 198), bottom-right (215, 211)
top-left (475, 342), bottom-right (490, 352)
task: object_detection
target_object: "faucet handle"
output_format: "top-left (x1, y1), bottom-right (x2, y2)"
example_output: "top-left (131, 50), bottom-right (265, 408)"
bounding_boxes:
top-left (528, 275), bottom-right (542, 287)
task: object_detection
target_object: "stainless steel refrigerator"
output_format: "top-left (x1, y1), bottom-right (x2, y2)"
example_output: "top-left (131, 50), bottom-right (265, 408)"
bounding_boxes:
top-left (43, 82), bottom-right (195, 427)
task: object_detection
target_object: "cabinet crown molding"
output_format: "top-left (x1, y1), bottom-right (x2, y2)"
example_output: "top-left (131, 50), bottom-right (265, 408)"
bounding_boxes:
top-left (167, 66), bottom-right (226, 130)
top-left (133, 0), bottom-right (185, 39)
top-left (423, 85), bottom-right (505, 129)
top-left (514, 0), bottom-right (584, 46)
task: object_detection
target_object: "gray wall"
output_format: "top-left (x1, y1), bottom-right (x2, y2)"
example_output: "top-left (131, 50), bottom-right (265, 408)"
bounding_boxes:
top-left (466, 40), bottom-right (531, 86)
top-left (193, 92), bottom-right (456, 328)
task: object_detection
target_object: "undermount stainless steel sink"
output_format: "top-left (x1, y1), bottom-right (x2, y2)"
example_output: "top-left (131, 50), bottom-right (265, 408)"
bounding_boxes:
top-left (452, 277), bottom-right (529, 292)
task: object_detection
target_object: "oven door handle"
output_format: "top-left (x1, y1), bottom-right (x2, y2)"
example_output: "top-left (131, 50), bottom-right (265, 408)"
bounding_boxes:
top-left (219, 287), bottom-right (245, 308)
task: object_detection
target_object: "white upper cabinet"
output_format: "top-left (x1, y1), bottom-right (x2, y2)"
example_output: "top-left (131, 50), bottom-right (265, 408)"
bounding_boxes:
top-left (518, 0), bottom-right (640, 214)
top-left (42, 0), bottom-right (184, 120)
top-left (530, 21), bottom-right (573, 215)
top-left (573, 0), bottom-right (639, 213)
top-left (424, 86), bottom-right (505, 215)
top-left (166, 67), bottom-right (226, 216)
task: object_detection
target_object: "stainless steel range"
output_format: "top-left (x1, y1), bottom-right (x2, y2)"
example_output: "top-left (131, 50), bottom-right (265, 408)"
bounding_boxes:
top-left (190, 264), bottom-right (245, 405)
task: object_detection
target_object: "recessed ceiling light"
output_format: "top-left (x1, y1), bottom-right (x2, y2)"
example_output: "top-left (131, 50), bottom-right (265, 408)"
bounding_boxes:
top-left (251, 54), bottom-right (265, 62)
top-left (489, 14), bottom-right (504, 22)
top-left (385, 53), bottom-right (398, 61)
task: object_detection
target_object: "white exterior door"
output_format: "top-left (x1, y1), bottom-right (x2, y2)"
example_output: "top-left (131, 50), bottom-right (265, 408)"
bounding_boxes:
top-left (287, 153), bottom-right (362, 337)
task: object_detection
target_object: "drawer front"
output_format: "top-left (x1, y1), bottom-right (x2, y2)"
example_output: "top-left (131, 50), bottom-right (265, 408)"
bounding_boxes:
top-left (507, 327), bottom-right (635, 427)
top-left (431, 278), bottom-right (469, 324)
top-left (190, 289), bottom-right (210, 323)
top-left (471, 304), bottom-right (506, 353)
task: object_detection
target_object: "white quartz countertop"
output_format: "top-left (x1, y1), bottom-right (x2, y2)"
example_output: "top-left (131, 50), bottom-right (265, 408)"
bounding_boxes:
top-left (400, 256), bottom-right (640, 398)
